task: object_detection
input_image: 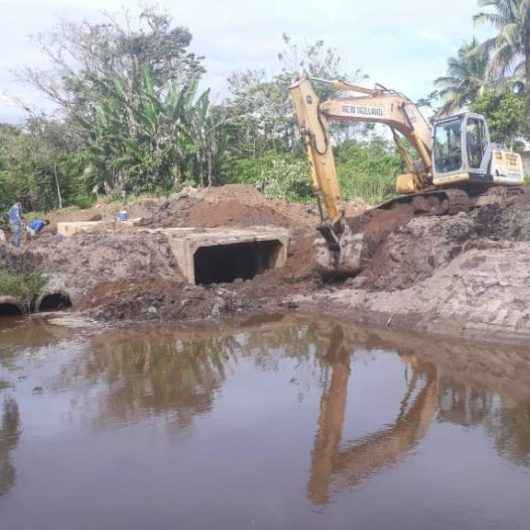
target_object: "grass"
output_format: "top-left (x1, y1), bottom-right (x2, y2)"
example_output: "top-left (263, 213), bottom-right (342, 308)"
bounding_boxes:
top-left (338, 170), bottom-right (397, 205)
top-left (0, 269), bottom-right (45, 304)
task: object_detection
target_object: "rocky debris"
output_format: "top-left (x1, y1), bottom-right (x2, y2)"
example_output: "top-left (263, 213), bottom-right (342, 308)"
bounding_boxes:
top-left (79, 279), bottom-right (265, 322)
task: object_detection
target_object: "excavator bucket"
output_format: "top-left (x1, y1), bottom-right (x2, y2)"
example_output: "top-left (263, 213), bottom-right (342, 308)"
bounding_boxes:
top-left (396, 173), bottom-right (419, 194)
top-left (313, 223), bottom-right (364, 278)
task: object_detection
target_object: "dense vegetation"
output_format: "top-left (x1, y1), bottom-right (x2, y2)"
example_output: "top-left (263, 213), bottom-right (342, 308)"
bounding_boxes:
top-left (2, 1), bottom-right (530, 216)
top-left (0, 270), bottom-right (45, 307)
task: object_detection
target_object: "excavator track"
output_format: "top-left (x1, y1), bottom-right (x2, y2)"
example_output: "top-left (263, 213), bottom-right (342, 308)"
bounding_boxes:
top-left (374, 185), bottom-right (525, 217)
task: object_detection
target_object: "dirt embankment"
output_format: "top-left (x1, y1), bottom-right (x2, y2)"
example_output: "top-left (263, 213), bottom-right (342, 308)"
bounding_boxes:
top-left (2, 183), bottom-right (530, 343)
top-left (0, 185), bottom-right (326, 321)
top-left (300, 187), bottom-right (530, 343)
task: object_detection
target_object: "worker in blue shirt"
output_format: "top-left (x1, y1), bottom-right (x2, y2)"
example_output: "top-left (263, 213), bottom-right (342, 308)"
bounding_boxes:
top-left (26, 218), bottom-right (50, 239)
top-left (8, 202), bottom-right (25, 248)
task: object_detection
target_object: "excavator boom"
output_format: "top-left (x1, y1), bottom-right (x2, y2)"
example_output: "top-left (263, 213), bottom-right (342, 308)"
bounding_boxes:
top-left (290, 74), bottom-right (524, 279)
top-left (290, 75), bottom-right (435, 277)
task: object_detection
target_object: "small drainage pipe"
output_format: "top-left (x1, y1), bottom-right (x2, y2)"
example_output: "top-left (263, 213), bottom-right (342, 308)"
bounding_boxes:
top-left (36, 291), bottom-right (73, 312)
top-left (0, 296), bottom-right (25, 317)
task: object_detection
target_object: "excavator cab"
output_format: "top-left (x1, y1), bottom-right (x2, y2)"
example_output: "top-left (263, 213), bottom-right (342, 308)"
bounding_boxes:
top-left (432, 113), bottom-right (524, 187)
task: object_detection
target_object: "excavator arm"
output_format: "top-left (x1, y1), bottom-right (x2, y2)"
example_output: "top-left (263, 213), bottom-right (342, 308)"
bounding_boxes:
top-left (290, 75), bottom-right (434, 277)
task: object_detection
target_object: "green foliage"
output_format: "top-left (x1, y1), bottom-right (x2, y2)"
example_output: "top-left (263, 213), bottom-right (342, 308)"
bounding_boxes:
top-left (226, 152), bottom-right (312, 202)
top-left (86, 67), bottom-right (225, 194)
top-left (0, 269), bottom-right (45, 306)
top-left (335, 137), bottom-right (402, 204)
top-left (435, 39), bottom-right (489, 114)
top-left (225, 136), bottom-right (401, 205)
top-left (474, 0), bottom-right (530, 86)
top-left (0, 8), bottom-right (408, 213)
top-left (471, 89), bottom-right (530, 146)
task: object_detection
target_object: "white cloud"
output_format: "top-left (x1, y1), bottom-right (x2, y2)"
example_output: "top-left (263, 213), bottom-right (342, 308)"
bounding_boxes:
top-left (0, 0), bottom-right (483, 122)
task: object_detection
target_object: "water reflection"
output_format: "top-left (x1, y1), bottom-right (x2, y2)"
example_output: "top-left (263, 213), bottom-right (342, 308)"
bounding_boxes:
top-left (59, 323), bottom-right (324, 431)
top-left (3, 315), bottom-right (530, 519)
top-left (308, 325), bottom-right (438, 504)
top-left (0, 397), bottom-right (21, 496)
top-left (55, 319), bottom-right (530, 508)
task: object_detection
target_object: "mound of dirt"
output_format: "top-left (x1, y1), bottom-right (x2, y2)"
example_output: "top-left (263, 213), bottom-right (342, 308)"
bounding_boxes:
top-left (355, 213), bottom-right (476, 291)
top-left (9, 180), bottom-right (530, 343)
top-left (137, 184), bottom-right (320, 230)
top-left (33, 230), bottom-right (184, 302)
top-left (78, 279), bottom-right (259, 321)
top-left (179, 199), bottom-right (295, 228)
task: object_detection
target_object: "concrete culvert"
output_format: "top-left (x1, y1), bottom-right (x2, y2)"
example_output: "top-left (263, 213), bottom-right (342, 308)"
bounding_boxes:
top-left (194, 240), bottom-right (283, 285)
top-left (0, 296), bottom-right (24, 317)
top-left (37, 292), bottom-right (72, 312)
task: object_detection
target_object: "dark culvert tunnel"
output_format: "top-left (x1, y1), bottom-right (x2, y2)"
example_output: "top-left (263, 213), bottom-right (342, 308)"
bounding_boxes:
top-left (194, 240), bottom-right (282, 285)
top-left (0, 303), bottom-right (24, 317)
top-left (38, 293), bottom-right (72, 312)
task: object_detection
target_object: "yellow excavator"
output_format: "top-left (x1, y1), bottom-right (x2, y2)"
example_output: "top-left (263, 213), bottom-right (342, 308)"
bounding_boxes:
top-left (290, 75), bottom-right (525, 277)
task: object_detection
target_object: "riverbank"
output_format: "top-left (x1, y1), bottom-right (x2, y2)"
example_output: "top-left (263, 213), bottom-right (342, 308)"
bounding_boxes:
top-left (1, 184), bottom-right (530, 345)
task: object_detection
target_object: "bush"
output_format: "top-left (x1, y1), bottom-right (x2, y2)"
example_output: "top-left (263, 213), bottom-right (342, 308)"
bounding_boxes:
top-left (335, 137), bottom-right (402, 204)
top-left (0, 269), bottom-right (45, 306)
top-left (70, 194), bottom-right (95, 209)
top-left (226, 151), bottom-right (312, 202)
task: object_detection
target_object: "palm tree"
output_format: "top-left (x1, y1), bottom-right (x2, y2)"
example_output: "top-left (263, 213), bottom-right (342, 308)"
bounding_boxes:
top-left (435, 39), bottom-right (489, 115)
top-left (474, 0), bottom-right (530, 87)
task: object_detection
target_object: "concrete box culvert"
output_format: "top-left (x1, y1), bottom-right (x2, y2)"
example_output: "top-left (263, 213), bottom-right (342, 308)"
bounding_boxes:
top-left (57, 219), bottom-right (143, 237)
top-left (0, 296), bottom-right (25, 317)
top-left (146, 227), bottom-right (290, 285)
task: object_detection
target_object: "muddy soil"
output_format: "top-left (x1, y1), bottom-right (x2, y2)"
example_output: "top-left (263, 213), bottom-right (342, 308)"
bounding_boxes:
top-left (300, 187), bottom-right (530, 342)
top-left (0, 185), bottom-right (320, 321)
top-left (2, 184), bottom-right (530, 343)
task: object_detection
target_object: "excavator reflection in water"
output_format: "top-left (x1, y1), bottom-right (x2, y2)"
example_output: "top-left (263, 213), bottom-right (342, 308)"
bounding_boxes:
top-left (307, 325), bottom-right (438, 505)
top-left (43, 319), bottom-right (530, 506)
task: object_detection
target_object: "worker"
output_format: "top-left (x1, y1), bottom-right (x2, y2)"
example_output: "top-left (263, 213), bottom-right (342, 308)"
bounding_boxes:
top-left (8, 202), bottom-right (25, 248)
top-left (26, 219), bottom-right (50, 239)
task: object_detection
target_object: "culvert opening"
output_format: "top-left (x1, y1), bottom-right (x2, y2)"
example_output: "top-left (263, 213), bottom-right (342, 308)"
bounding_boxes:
top-left (38, 293), bottom-right (72, 312)
top-left (194, 240), bottom-right (282, 285)
top-left (0, 303), bottom-right (23, 317)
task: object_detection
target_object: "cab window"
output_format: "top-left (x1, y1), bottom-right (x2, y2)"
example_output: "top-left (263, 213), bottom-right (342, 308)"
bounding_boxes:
top-left (434, 120), bottom-right (463, 174)
top-left (466, 118), bottom-right (486, 169)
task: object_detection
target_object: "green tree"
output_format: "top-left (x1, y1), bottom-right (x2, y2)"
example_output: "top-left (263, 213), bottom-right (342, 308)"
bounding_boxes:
top-left (474, 0), bottom-right (530, 87)
top-left (335, 135), bottom-right (403, 204)
top-left (435, 39), bottom-right (489, 114)
top-left (85, 66), bottom-right (225, 193)
top-left (471, 88), bottom-right (529, 146)
top-left (20, 7), bottom-right (204, 132)
top-left (15, 6), bottom-right (222, 196)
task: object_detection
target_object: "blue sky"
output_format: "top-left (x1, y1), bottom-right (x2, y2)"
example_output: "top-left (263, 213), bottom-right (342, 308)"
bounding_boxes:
top-left (0, 0), bottom-right (484, 123)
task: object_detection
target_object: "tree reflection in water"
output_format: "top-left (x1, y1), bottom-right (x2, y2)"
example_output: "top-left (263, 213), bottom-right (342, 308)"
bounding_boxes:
top-left (51, 319), bottom-right (530, 505)
top-left (0, 397), bottom-right (21, 497)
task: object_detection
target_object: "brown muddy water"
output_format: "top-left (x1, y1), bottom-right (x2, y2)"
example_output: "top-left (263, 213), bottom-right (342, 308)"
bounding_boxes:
top-left (1, 314), bottom-right (530, 530)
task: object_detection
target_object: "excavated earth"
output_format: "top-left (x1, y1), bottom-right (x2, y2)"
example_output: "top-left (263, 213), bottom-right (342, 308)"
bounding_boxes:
top-left (2, 183), bottom-right (530, 344)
